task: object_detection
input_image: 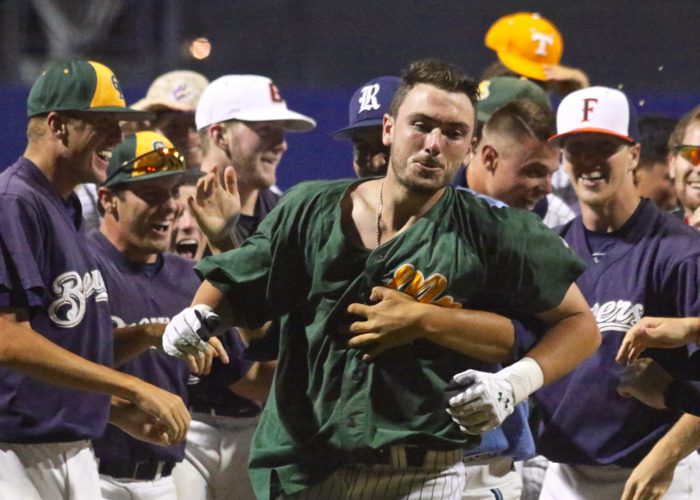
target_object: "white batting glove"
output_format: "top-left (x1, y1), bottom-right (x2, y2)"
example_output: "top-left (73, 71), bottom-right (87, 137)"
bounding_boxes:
top-left (447, 357), bottom-right (544, 435)
top-left (162, 305), bottom-right (220, 359)
top-left (446, 369), bottom-right (515, 435)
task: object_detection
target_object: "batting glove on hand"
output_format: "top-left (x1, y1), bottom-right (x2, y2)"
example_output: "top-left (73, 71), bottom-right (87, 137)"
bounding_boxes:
top-left (446, 369), bottom-right (516, 435)
top-left (163, 305), bottom-right (220, 359)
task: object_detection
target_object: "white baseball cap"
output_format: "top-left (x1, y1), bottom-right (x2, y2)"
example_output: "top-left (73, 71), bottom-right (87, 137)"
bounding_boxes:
top-left (131, 70), bottom-right (209, 112)
top-left (548, 86), bottom-right (639, 145)
top-left (195, 74), bottom-right (316, 132)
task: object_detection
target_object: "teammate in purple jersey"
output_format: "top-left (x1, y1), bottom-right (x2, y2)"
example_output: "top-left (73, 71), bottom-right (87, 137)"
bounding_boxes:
top-left (0, 60), bottom-right (192, 499)
top-left (86, 130), bottom-right (207, 499)
top-left (533, 86), bottom-right (700, 500)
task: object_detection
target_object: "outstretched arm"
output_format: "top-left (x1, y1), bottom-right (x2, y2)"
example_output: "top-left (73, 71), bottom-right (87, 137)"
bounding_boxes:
top-left (0, 310), bottom-right (190, 444)
top-left (616, 316), bottom-right (700, 365)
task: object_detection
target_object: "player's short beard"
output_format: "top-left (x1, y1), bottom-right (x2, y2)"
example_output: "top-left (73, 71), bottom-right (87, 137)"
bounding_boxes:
top-left (390, 155), bottom-right (449, 196)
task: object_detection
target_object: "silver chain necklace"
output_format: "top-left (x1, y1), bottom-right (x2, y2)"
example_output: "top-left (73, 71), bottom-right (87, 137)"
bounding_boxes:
top-left (375, 180), bottom-right (385, 247)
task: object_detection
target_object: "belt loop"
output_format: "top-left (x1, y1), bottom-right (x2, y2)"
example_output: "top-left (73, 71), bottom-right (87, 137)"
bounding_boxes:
top-left (132, 461), bottom-right (143, 480)
top-left (391, 445), bottom-right (407, 468)
top-left (425, 450), bottom-right (435, 468)
top-left (154, 461), bottom-right (164, 481)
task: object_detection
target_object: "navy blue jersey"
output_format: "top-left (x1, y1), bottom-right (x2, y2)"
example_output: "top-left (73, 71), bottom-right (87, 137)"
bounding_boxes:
top-left (187, 328), bottom-right (260, 418)
top-left (0, 158), bottom-right (113, 443)
top-left (187, 187), bottom-right (278, 415)
top-left (87, 231), bottom-right (197, 463)
top-left (235, 187), bottom-right (281, 243)
top-left (535, 199), bottom-right (700, 467)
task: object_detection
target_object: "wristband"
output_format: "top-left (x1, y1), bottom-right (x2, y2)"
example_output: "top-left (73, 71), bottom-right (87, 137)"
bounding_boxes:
top-left (498, 357), bottom-right (544, 405)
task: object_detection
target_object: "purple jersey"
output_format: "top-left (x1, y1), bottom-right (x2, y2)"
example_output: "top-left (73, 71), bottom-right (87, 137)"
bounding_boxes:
top-left (0, 158), bottom-right (113, 442)
top-left (535, 199), bottom-right (700, 467)
top-left (86, 231), bottom-right (197, 463)
top-left (187, 187), bottom-right (279, 417)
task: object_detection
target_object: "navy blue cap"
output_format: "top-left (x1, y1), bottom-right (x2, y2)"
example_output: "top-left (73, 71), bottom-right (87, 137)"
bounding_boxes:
top-left (331, 76), bottom-right (401, 140)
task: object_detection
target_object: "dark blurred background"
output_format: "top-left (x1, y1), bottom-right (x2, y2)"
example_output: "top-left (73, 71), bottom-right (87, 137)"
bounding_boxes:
top-left (1, 0), bottom-right (698, 189)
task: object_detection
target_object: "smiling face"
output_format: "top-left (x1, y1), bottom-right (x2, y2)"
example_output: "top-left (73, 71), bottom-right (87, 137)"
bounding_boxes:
top-left (103, 176), bottom-right (181, 262)
top-left (485, 134), bottom-right (559, 210)
top-left (670, 120), bottom-right (700, 214)
top-left (222, 120), bottom-right (288, 190)
top-left (62, 111), bottom-right (123, 185)
top-left (383, 83), bottom-right (474, 195)
top-left (171, 184), bottom-right (207, 261)
top-left (562, 132), bottom-right (639, 209)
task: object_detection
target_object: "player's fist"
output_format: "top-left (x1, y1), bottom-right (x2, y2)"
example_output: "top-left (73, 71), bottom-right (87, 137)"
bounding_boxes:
top-left (163, 304), bottom-right (220, 359)
top-left (446, 369), bottom-right (516, 435)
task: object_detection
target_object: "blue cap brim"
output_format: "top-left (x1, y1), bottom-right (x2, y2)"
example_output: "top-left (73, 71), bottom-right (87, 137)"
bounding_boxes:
top-left (330, 119), bottom-right (385, 140)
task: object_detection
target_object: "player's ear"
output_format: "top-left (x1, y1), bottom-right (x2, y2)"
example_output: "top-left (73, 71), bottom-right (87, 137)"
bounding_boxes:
top-left (382, 113), bottom-right (394, 148)
top-left (628, 143), bottom-right (641, 172)
top-left (97, 187), bottom-right (117, 217)
top-left (46, 112), bottom-right (68, 143)
top-left (210, 123), bottom-right (227, 149)
top-left (481, 143), bottom-right (498, 172)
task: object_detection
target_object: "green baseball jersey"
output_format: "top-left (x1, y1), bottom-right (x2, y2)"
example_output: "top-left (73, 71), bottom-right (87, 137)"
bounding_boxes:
top-left (195, 178), bottom-right (585, 498)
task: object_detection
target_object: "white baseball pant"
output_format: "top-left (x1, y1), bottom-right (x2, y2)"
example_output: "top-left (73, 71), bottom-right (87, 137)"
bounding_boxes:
top-left (0, 440), bottom-right (100, 500)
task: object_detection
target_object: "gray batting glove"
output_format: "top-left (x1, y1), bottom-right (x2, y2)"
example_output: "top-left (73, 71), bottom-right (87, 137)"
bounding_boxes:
top-left (163, 305), bottom-right (220, 359)
top-left (446, 369), bottom-right (516, 435)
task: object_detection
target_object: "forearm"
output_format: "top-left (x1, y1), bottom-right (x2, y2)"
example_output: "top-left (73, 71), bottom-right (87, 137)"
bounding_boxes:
top-left (191, 280), bottom-right (236, 337)
top-left (527, 311), bottom-right (599, 384)
top-left (644, 413), bottom-right (700, 468)
top-left (420, 305), bottom-right (515, 363)
top-left (0, 317), bottom-right (145, 401)
top-left (207, 232), bottom-right (238, 255)
top-left (229, 360), bottom-right (276, 402)
top-left (529, 284), bottom-right (601, 384)
top-left (113, 323), bottom-right (166, 367)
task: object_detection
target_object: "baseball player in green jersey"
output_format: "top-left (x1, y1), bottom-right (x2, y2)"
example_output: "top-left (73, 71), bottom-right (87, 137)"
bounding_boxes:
top-left (164, 58), bottom-right (599, 499)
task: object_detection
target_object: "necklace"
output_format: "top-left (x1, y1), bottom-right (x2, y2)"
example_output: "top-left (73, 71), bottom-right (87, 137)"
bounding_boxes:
top-left (375, 180), bottom-right (384, 247)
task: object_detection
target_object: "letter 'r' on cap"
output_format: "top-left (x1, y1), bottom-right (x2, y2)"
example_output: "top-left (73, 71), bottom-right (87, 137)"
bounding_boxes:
top-left (548, 86), bottom-right (639, 145)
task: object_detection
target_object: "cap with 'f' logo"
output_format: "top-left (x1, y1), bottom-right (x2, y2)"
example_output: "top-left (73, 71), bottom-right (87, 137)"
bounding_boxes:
top-left (548, 86), bottom-right (639, 145)
top-left (27, 60), bottom-right (151, 120)
top-left (331, 76), bottom-right (401, 140)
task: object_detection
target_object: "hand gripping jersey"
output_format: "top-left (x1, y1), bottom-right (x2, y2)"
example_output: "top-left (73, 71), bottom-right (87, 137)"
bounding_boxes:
top-left (195, 178), bottom-right (585, 498)
top-left (0, 158), bottom-right (113, 442)
top-left (535, 199), bottom-right (700, 467)
top-left (86, 231), bottom-right (198, 465)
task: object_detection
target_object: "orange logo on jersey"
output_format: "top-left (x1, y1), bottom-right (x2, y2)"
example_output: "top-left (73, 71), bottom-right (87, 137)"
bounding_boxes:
top-left (386, 264), bottom-right (462, 309)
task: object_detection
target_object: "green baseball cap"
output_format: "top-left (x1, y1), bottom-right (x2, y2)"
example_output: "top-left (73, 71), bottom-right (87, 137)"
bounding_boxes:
top-left (27, 60), bottom-right (153, 120)
top-left (103, 131), bottom-right (191, 188)
top-left (477, 76), bottom-right (551, 122)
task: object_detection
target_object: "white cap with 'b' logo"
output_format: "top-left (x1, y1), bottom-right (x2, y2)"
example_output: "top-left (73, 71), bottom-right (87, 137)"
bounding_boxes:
top-left (195, 74), bottom-right (316, 132)
top-left (548, 86), bottom-right (639, 145)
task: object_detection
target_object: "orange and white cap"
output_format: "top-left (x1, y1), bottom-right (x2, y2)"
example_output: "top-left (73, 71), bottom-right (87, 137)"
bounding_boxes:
top-left (548, 86), bottom-right (639, 145)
